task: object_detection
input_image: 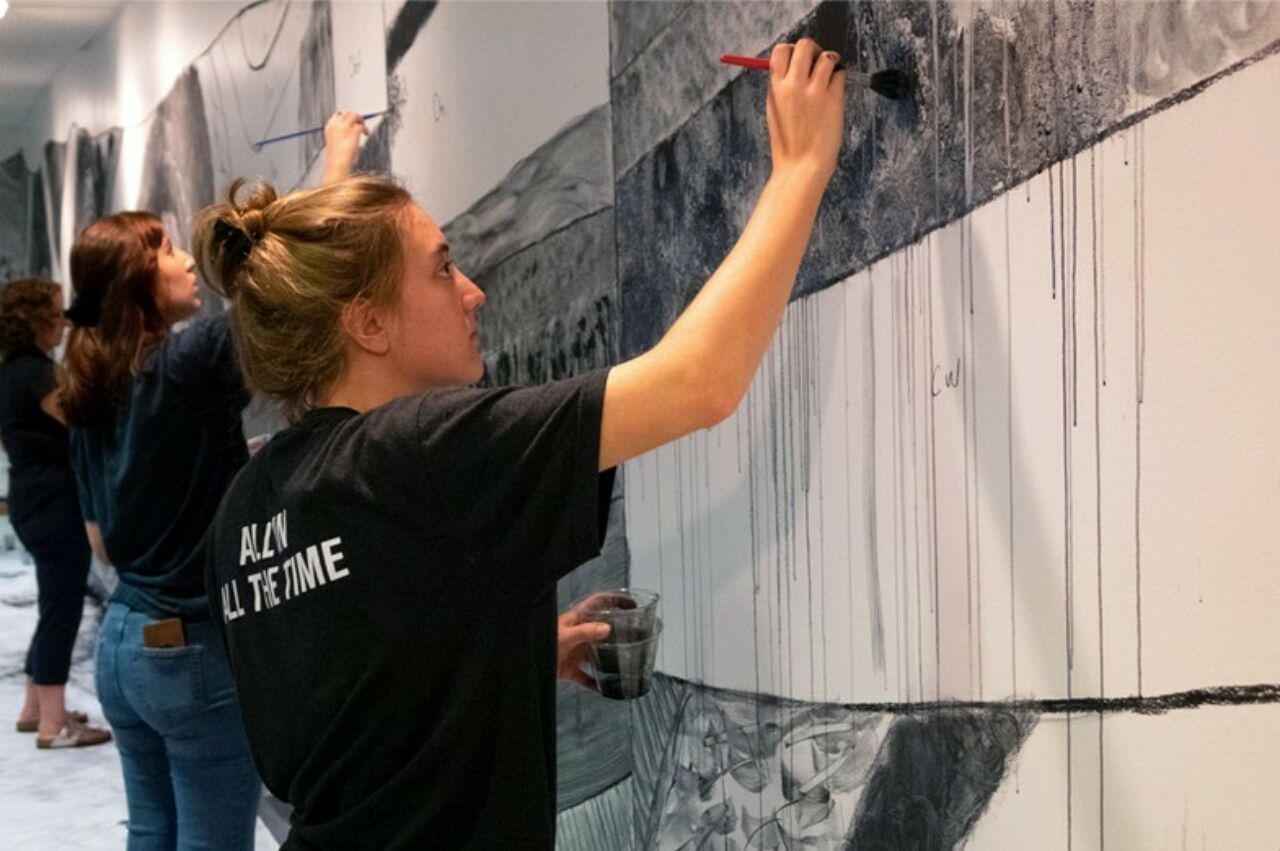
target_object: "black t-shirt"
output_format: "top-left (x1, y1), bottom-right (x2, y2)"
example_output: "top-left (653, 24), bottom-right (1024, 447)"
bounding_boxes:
top-left (0, 348), bottom-right (77, 524)
top-left (207, 369), bottom-right (614, 850)
top-left (71, 313), bottom-right (249, 620)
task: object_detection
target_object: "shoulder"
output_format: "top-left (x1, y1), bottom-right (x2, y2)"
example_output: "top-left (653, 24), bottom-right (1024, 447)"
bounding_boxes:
top-left (0, 352), bottom-right (52, 394)
top-left (165, 313), bottom-right (231, 363)
top-left (416, 371), bottom-right (609, 436)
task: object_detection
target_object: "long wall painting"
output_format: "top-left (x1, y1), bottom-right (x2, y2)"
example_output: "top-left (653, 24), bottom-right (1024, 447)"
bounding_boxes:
top-left (618, 1), bottom-right (1280, 848)
top-left (8, 1), bottom-right (1280, 847)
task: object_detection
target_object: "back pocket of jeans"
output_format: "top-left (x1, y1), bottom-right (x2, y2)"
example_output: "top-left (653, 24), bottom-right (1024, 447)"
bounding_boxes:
top-left (134, 645), bottom-right (205, 723)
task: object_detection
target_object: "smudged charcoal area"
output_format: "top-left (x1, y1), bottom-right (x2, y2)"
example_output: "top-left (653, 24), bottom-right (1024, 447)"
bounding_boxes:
top-left (476, 210), bottom-right (617, 388)
top-left (443, 106), bottom-right (614, 280)
top-left (71, 127), bottom-right (122, 240)
top-left (138, 67), bottom-right (216, 314)
top-left (356, 0), bottom-right (438, 174)
top-left (40, 141), bottom-right (65, 259)
top-left (356, 74), bottom-right (403, 175)
top-left (298, 0), bottom-right (336, 174)
top-left (555, 476), bottom-right (632, 810)
top-left (0, 155), bottom-right (33, 281)
top-left (847, 709), bottom-right (1035, 849)
top-left (614, 0), bottom-right (1280, 357)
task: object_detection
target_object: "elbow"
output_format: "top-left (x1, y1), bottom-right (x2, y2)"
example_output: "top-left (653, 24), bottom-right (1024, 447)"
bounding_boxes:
top-left (698, 385), bottom-right (742, 430)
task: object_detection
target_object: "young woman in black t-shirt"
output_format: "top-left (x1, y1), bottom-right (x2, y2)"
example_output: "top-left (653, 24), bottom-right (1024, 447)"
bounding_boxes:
top-left (0, 279), bottom-right (110, 749)
top-left (195, 41), bottom-right (845, 848)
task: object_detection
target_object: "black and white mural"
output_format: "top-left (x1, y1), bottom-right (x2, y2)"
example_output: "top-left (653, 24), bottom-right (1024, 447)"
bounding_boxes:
top-left (15, 0), bottom-right (1280, 846)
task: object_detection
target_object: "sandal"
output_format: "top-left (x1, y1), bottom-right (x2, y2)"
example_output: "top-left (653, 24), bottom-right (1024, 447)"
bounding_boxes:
top-left (16, 710), bottom-right (89, 733)
top-left (36, 720), bottom-right (112, 750)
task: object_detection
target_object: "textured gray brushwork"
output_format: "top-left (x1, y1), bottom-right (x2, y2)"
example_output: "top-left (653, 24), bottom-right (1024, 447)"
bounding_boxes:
top-left (609, 0), bottom-right (690, 78)
top-left (298, 0), bottom-right (336, 174)
top-left (138, 67), bottom-right (217, 314)
top-left (0, 155), bottom-right (32, 282)
top-left (443, 105), bottom-right (614, 281)
top-left (71, 127), bottom-right (122, 240)
top-left (614, 0), bottom-right (1280, 357)
top-left (627, 673), bottom-right (1034, 849)
top-left (557, 774), bottom-right (635, 851)
top-left (555, 476), bottom-right (633, 811)
top-left (472, 209), bottom-right (616, 388)
top-left (611, 0), bottom-right (822, 176)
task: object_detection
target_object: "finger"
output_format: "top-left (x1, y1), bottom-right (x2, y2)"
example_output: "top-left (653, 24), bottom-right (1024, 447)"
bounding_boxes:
top-left (790, 38), bottom-right (822, 81)
top-left (562, 622), bottom-right (611, 647)
top-left (814, 50), bottom-right (841, 88)
top-left (568, 669), bottom-right (598, 691)
top-left (770, 43), bottom-right (794, 80)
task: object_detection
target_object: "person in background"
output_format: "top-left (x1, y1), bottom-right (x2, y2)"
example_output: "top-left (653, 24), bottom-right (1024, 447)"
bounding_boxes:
top-left (195, 40), bottom-right (844, 848)
top-left (0, 278), bottom-right (110, 749)
top-left (59, 111), bottom-right (366, 849)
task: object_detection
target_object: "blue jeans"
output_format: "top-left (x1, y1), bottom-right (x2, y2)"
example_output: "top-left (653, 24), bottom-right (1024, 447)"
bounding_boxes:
top-left (96, 602), bottom-right (261, 850)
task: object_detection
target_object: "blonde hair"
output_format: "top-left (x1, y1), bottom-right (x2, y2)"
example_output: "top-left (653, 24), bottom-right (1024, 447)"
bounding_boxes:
top-left (192, 176), bottom-right (413, 421)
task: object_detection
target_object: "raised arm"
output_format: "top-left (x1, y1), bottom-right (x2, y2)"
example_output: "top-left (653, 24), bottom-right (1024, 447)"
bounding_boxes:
top-left (320, 110), bottom-right (370, 186)
top-left (599, 40), bottom-right (845, 470)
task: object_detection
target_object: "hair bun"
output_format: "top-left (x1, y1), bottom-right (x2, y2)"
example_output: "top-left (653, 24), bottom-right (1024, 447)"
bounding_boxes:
top-left (213, 218), bottom-right (254, 268)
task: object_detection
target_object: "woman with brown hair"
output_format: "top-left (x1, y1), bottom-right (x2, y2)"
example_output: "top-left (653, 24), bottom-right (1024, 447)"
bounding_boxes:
top-left (0, 278), bottom-right (110, 748)
top-left (196, 41), bottom-right (844, 848)
top-left (61, 111), bottom-right (369, 849)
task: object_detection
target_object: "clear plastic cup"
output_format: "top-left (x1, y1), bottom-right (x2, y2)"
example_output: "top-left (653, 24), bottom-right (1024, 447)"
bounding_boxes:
top-left (589, 618), bottom-right (663, 700)
top-left (574, 588), bottom-right (659, 643)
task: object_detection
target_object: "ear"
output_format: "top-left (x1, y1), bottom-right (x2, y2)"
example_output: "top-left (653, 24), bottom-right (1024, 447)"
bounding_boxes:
top-left (339, 297), bottom-right (391, 356)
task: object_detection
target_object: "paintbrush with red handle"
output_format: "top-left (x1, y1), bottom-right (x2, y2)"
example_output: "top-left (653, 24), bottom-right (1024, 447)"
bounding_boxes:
top-left (720, 54), bottom-right (911, 100)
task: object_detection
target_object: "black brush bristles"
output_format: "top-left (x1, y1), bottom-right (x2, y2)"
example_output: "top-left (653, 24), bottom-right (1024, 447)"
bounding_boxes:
top-left (867, 69), bottom-right (913, 101)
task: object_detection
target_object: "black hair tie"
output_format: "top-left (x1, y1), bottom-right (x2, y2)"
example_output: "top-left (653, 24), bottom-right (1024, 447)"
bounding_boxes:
top-left (64, 290), bottom-right (103, 328)
top-left (214, 218), bottom-right (254, 268)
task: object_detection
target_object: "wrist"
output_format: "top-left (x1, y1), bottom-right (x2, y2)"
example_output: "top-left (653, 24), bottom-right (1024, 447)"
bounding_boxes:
top-left (767, 161), bottom-right (832, 195)
top-left (764, 162), bottom-right (831, 208)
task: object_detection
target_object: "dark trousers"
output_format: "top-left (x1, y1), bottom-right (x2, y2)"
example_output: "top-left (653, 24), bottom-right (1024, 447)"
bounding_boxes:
top-left (14, 488), bottom-right (91, 686)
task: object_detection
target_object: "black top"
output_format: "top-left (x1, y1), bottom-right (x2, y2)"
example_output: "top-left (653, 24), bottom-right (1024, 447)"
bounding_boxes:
top-left (207, 369), bottom-right (613, 850)
top-left (71, 313), bottom-right (249, 621)
top-left (0, 347), bottom-right (78, 524)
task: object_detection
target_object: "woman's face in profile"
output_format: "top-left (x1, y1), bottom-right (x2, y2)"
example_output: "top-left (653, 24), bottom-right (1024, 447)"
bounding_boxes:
top-left (154, 230), bottom-right (201, 323)
top-left (386, 204), bottom-right (488, 389)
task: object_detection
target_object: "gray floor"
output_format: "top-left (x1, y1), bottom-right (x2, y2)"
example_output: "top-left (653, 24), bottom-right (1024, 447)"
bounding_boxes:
top-left (0, 552), bottom-right (280, 848)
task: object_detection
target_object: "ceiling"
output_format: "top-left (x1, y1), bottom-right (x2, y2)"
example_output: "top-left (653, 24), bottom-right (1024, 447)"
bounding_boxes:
top-left (0, 1), bottom-right (126, 124)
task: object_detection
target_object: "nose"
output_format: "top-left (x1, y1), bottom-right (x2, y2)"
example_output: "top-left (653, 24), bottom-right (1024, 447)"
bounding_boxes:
top-left (461, 273), bottom-right (486, 312)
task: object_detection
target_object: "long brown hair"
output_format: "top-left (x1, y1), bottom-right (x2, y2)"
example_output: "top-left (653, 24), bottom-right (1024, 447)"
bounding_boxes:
top-left (192, 176), bottom-right (411, 421)
top-left (0, 278), bottom-right (62, 362)
top-left (60, 212), bottom-right (170, 427)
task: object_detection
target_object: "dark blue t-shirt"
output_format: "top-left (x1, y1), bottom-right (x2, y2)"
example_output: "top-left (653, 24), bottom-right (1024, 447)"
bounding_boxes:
top-left (0, 347), bottom-right (79, 526)
top-left (71, 313), bottom-right (249, 620)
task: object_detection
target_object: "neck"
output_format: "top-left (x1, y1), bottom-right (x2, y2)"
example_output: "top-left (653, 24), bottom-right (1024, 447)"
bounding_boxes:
top-left (319, 354), bottom-right (417, 414)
